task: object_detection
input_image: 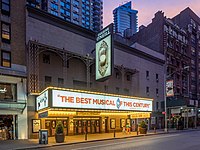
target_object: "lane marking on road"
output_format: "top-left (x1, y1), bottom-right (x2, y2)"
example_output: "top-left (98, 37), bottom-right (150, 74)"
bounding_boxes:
top-left (71, 134), bottom-right (181, 150)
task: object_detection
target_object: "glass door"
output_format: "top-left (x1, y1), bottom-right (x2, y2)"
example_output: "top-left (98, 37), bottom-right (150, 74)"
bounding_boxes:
top-left (87, 120), bottom-right (91, 133)
top-left (96, 120), bottom-right (100, 133)
top-left (91, 120), bottom-right (95, 133)
top-left (78, 120), bottom-right (82, 134)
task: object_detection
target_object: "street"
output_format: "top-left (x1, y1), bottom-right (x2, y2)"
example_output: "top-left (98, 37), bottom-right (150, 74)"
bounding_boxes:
top-left (36, 131), bottom-right (200, 150)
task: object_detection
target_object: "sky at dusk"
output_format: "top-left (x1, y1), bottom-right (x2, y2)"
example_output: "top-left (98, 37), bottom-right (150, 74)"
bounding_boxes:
top-left (103, 0), bottom-right (200, 27)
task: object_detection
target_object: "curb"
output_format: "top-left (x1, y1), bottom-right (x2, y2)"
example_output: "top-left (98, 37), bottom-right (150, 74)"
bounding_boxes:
top-left (15, 129), bottom-right (200, 150)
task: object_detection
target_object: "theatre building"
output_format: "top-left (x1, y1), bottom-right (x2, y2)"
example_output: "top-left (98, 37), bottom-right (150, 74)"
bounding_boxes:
top-left (26, 6), bottom-right (164, 138)
top-left (35, 87), bottom-right (152, 136)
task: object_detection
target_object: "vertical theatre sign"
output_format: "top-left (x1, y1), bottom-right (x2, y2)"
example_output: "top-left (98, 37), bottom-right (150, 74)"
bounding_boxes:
top-left (96, 23), bottom-right (113, 81)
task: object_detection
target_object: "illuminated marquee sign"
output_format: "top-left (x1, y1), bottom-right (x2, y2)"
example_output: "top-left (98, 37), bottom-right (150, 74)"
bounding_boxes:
top-left (36, 90), bottom-right (48, 111)
top-left (52, 90), bottom-right (152, 111)
top-left (96, 24), bottom-right (113, 81)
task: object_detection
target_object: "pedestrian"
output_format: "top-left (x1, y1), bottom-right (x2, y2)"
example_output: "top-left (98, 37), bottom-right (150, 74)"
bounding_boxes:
top-left (122, 126), bottom-right (126, 134)
top-left (126, 123), bottom-right (130, 134)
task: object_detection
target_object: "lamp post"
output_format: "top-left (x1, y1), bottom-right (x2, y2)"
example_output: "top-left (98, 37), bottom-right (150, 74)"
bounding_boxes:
top-left (164, 65), bottom-right (189, 132)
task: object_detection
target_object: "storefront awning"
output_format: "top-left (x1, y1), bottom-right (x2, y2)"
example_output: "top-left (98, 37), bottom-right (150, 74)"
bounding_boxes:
top-left (0, 101), bottom-right (26, 113)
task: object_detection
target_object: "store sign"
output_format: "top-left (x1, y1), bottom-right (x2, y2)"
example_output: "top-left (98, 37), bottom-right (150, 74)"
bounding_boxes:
top-left (166, 80), bottom-right (174, 97)
top-left (96, 24), bottom-right (113, 81)
top-left (130, 112), bottom-right (151, 119)
top-left (36, 90), bottom-right (48, 111)
top-left (52, 90), bottom-right (152, 111)
top-left (171, 108), bottom-right (180, 114)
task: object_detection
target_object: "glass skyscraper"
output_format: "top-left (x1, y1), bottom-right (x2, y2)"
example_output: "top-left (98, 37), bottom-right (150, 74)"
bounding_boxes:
top-left (27, 0), bottom-right (103, 32)
top-left (113, 1), bottom-right (138, 36)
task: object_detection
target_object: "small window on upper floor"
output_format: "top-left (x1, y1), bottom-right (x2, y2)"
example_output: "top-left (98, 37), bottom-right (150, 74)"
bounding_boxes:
top-left (1, 50), bottom-right (11, 68)
top-left (146, 71), bottom-right (149, 80)
top-left (1, 0), bottom-right (10, 16)
top-left (45, 76), bottom-right (52, 87)
top-left (43, 54), bottom-right (50, 64)
top-left (124, 88), bottom-right (129, 95)
top-left (1, 22), bottom-right (11, 43)
top-left (156, 102), bottom-right (159, 110)
top-left (126, 74), bottom-right (131, 81)
top-left (146, 86), bottom-right (149, 95)
top-left (58, 78), bottom-right (64, 87)
top-left (156, 74), bottom-right (159, 82)
top-left (104, 85), bottom-right (108, 92)
top-left (116, 72), bottom-right (120, 79)
top-left (156, 88), bottom-right (158, 97)
top-left (67, 60), bottom-right (69, 68)
top-left (116, 87), bottom-right (120, 94)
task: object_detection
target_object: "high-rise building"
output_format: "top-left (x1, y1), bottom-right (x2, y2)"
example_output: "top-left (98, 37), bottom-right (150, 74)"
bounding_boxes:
top-left (113, 1), bottom-right (138, 36)
top-left (27, 0), bottom-right (103, 32)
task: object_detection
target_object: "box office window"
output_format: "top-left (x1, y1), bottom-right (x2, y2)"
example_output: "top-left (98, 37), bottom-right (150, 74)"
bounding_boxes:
top-left (1, 51), bottom-right (11, 68)
top-left (1, 0), bottom-right (10, 16)
top-left (0, 83), bottom-right (17, 102)
top-left (1, 22), bottom-right (11, 43)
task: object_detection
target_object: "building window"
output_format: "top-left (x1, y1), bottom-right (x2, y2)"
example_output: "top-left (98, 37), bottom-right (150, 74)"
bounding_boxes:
top-left (50, 10), bottom-right (58, 16)
top-left (67, 60), bottom-right (69, 68)
top-left (146, 87), bottom-right (149, 95)
top-left (161, 101), bottom-right (164, 109)
top-left (1, 0), bottom-right (10, 16)
top-left (156, 88), bottom-right (158, 97)
top-left (1, 22), bottom-right (11, 43)
top-left (127, 74), bottom-right (131, 81)
top-left (146, 71), bottom-right (149, 79)
top-left (116, 72), bottom-right (120, 79)
top-left (0, 83), bottom-right (17, 102)
top-left (104, 85), bottom-right (108, 92)
top-left (124, 88), bottom-right (129, 95)
top-left (66, 3), bottom-right (70, 9)
top-left (156, 102), bottom-right (159, 110)
top-left (60, 1), bottom-right (65, 7)
top-left (51, 2), bottom-right (58, 10)
top-left (156, 73), bottom-right (159, 82)
top-left (45, 76), bottom-right (52, 87)
top-left (1, 51), bottom-right (11, 68)
top-left (43, 54), bottom-right (50, 64)
top-left (58, 78), bottom-right (64, 87)
top-left (116, 87), bottom-right (120, 93)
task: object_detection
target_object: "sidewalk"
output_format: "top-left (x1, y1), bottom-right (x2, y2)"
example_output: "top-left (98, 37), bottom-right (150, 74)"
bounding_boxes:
top-left (1, 128), bottom-right (199, 150)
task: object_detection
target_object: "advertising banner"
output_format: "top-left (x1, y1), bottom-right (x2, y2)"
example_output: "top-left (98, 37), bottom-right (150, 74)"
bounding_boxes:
top-left (166, 80), bottom-right (174, 97)
top-left (36, 90), bottom-right (48, 111)
top-left (52, 90), bottom-right (152, 111)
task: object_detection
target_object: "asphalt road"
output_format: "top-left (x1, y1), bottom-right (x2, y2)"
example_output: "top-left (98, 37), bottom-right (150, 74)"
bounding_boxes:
top-left (37, 131), bottom-right (200, 150)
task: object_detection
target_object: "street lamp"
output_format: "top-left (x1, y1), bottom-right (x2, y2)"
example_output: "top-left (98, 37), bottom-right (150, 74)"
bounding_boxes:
top-left (164, 65), bottom-right (189, 132)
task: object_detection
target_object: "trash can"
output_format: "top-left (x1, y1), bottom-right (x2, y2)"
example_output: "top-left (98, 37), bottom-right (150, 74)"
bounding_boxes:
top-left (39, 129), bottom-right (48, 144)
